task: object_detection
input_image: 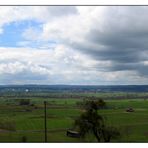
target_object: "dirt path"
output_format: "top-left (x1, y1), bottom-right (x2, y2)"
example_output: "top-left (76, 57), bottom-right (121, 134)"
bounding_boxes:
top-left (0, 128), bottom-right (68, 133)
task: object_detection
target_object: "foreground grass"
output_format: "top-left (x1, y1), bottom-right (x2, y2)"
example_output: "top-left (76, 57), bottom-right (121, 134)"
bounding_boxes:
top-left (0, 97), bottom-right (147, 142)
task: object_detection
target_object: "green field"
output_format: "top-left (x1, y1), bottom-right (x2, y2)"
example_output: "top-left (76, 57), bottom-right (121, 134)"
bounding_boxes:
top-left (0, 97), bottom-right (147, 142)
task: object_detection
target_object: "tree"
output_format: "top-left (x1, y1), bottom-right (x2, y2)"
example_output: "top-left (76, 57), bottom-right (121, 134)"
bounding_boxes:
top-left (97, 99), bottom-right (106, 109)
top-left (75, 108), bottom-right (104, 142)
top-left (101, 126), bottom-right (120, 142)
top-left (74, 100), bottom-right (120, 142)
top-left (84, 99), bottom-right (106, 111)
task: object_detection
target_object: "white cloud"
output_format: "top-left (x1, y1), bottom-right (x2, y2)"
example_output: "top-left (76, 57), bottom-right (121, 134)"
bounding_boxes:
top-left (0, 45), bottom-right (147, 84)
top-left (0, 6), bottom-right (148, 84)
top-left (0, 6), bottom-right (77, 33)
top-left (39, 6), bottom-right (148, 81)
top-left (0, 46), bottom-right (105, 84)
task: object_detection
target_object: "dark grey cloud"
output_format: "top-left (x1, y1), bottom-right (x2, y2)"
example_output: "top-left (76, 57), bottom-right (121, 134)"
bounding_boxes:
top-left (67, 6), bottom-right (148, 77)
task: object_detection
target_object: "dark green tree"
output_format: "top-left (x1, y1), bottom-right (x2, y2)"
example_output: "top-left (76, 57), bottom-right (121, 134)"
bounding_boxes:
top-left (75, 108), bottom-right (104, 142)
top-left (96, 99), bottom-right (106, 109)
top-left (74, 100), bottom-right (120, 142)
top-left (101, 126), bottom-right (120, 142)
top-left (84, 99), bottom-right (106, 111)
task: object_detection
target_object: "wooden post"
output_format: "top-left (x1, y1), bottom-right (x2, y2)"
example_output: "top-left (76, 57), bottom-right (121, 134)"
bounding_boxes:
top-left (44, 101), bottom-right (47, 142)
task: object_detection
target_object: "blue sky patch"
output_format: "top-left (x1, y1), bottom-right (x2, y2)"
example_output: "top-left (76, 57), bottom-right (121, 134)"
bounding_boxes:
top-left (0, 20), bottom-right (43, 47)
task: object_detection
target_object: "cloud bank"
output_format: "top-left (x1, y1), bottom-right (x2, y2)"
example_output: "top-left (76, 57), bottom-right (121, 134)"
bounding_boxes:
top-left (0, 6), bottom-right (148, 85)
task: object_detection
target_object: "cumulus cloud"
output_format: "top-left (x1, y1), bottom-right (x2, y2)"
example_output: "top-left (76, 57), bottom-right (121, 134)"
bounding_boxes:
top-left (40, 6), bottom-right (148, 79)
top-left (0, 6), bottom-right (77, 33)
top-left (0, 46), bottom-right (102, 84)
top-left (0, 6), bottom-right (148, 84)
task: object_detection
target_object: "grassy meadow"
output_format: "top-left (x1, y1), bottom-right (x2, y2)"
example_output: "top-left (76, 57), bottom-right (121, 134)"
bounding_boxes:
top-left (0, 94), bottom-right (147, 142)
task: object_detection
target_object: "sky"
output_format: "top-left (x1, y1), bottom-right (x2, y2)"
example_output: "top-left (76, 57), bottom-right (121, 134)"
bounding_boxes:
top-left (0, 6), bottom-right (148, 85)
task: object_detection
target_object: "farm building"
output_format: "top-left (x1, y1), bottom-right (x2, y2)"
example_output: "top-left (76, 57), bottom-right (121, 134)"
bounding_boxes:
top-left (66, 130), bottom-right (80, 138)
top-left (126, 108), bottom-right (134, 112)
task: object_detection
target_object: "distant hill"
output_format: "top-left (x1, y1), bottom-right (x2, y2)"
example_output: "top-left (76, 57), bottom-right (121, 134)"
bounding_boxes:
top-left (0, 85), bottom-right (148, 93)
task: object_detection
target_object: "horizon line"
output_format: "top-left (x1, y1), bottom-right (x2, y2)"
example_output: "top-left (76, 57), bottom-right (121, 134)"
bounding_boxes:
top-left (0, 84), bottom-right (148, 86)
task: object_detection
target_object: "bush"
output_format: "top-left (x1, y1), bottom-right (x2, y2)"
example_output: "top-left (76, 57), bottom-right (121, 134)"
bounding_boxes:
top-left (21, 136), bottom-right (27, 142)
top-left (30, 103), bottom-right (34, 107)
top-left (19, 99), bottom-right (30, 105)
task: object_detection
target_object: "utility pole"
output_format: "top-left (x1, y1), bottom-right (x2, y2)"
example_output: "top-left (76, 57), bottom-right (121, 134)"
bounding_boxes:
top-left (44, 101), bottom-right (47, 142)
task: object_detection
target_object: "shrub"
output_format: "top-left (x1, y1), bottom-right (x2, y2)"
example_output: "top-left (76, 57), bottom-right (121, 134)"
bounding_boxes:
top-left (19, 99), bottom-right (30, 105)
top-left (21, 136), bottom-right (27, 142)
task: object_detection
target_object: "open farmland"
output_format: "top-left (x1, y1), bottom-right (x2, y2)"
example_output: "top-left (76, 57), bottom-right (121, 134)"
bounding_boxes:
top-left (0, 92), bottom-right (147, 142)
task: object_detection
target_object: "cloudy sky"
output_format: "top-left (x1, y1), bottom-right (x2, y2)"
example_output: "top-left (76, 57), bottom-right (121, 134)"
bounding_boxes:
top-left (0, 6), bottom-right (148, 85)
